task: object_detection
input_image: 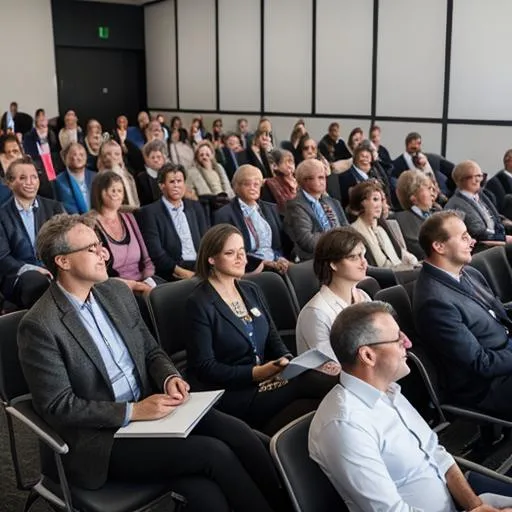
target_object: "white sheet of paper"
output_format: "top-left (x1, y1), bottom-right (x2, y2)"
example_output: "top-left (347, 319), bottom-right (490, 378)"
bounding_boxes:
top-left (115, 390), bottom-right (224, 439)
top-left (280, 349), bottom-right (332, 380)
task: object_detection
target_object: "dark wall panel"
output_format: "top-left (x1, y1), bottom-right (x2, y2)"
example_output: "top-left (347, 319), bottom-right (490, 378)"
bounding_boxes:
top-left (52, 0), bottom-right (144, 50)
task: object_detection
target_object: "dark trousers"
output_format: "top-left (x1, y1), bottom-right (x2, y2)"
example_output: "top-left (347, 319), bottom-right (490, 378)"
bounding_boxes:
top-left (11, 270), bottom-right (51, 308)
top-left (218, 370), bottom-right (337, 435)
top-left (467, 471), bottom-right (512, 497)
top-left (108, 408), bottom-right (287, 512)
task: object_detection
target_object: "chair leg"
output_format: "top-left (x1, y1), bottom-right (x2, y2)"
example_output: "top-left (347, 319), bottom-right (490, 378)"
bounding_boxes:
top-left (23, 489), bottom-right (40, 512)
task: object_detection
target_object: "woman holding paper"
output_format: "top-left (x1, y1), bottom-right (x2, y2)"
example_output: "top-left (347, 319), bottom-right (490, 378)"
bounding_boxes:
top-left (296, 227), bottom-right (371, 363)
top-left (186, 223), bottom-right (335, 435)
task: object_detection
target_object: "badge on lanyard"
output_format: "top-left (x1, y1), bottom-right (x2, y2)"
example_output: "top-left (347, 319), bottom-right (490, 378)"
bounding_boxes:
top-left (250, 307), bottom-right (262, 317)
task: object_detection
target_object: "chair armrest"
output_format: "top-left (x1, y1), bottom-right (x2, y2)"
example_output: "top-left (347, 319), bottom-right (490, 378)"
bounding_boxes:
top-left (440, 404), bottom-right (512, 429)
top-left (454, 456), bottom-right (512, 485)
top-left (6, 401), bottom-right (68, 455)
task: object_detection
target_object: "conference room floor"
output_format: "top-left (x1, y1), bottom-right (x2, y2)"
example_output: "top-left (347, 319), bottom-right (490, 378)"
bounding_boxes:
top-left (2, 407), bottom-right (512, 511)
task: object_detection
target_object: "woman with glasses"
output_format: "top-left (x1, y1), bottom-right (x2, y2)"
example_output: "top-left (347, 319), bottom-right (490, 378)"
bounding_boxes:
top-left (445, 160), bottom-right (512, 250)
top-left (262, 148), bottom-right (298, 213)
top-left (90, 171), bottom-right (158, 295)
top-left (185, 223), bottom-right (335, 435)
top-left (296, 227), bottom-right (371, 363)
top-left (296, 135), bottom-right (331, 176)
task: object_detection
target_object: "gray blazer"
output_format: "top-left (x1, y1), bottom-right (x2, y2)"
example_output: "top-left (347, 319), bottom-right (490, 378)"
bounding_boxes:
top-left (394, 209), bottom-right (426, 260)
top-left (445, 190), bottom-right (505, 242)
top-left (284, 189), bottom-right (347, 261)
top-left (18, 279), bottom-right (179, 489)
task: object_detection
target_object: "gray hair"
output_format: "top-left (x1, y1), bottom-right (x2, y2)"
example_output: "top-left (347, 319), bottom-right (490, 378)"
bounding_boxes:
top-left (231, 164), bottom-right (263, 191)
top-left (330, 301), bottom-right (395, 366)
top-left (396, 170), bottom-right (431, 210)
top-left (36, 214), bottom-right (96, 276)
top-left (295, 158), bottom-right (323, 186)
top-left (142, 139), bottom-right (168, 159)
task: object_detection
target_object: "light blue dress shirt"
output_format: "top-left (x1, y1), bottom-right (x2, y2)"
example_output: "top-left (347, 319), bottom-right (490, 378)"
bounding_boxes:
top-left (59, 285), bottom-right (141, 425)
top-left (309, 372), bottom-right (457, 512)
top-left (353, 166), bottom-right (370, 181)
top-left (302, 190), bottom-right (330, 231)
top-left (16, 198), bottom-right (45, 277)
top-left (68, 170), bottom-right (91, 210)
top-left (238, 198), bottom-right (276, 261)
top-left (162, 197), bottom-right (197, 261)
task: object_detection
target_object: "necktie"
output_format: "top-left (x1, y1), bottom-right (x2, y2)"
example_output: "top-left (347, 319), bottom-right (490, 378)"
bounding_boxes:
top-left (320, 198), bottom-right (339, 229)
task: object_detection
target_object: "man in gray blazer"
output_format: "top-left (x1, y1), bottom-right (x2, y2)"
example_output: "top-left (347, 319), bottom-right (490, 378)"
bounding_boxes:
top-left (284, 159), bottom-right (347, 260)
top-left (17, 214), bottom-right (285, 511)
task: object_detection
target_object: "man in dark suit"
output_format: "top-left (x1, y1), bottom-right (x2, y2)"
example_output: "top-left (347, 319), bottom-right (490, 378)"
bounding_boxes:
top-left (236, 129), bottom-right (272, 179)
top-left (392, 132), bottom-right (454, 197)
top-left (216, 132), bottom-right (242, 181)
top-left (137, 163), bottom-right (208, 281)
top-left (17, 213), bottom-right (284, 511)
top-left (369, 124), bottom-right (393, 168)
top-left (284, 159), bottom-right (347, 261)
top-left (414, 210), bottom-right (512, 418)
top-left (0, 156), bottom-right (64, 308)
top-left (318, 122), bottom-right (352, 166)
top-left (485, 149), bottom-right (512, 216)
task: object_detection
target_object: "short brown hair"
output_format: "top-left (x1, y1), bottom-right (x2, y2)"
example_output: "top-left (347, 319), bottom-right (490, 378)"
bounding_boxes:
top-left (405, 132), bottom-right (421, 146)
top-left (5, 155), bottom-right (35, 182)
top-left (314, 227), bottom-right (366, 285)
top-left (348, 180), bottom-right (384, 214)
top-left (348, 127), bottom-right (363, 150)
top-left (157, 162), bottom-right (186, 184)
top-left (196, 224), bottom-right (243, 280)
top-left (503, 149), bottom-right (512, 168)
top-left (36, 214), bottom-right (97, 276)
top-left (353, 145), bottom-right (373, 166)
top-left (418, 210), bottom-right (465, 257)
top-left (90, 170), bottom-right (125, 211)
top-left (142, 139), bottom-right (166, 159)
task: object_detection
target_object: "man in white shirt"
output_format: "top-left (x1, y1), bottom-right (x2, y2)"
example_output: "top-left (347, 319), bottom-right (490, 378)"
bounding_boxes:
top-left (309, 301), bottom-right (512, 511)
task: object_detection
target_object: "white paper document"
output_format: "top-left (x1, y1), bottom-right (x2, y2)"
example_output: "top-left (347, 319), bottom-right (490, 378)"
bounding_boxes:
top-left (115, 390), bottom-right (224, 439)
top-left (280, 349), bottom-right (332, 380)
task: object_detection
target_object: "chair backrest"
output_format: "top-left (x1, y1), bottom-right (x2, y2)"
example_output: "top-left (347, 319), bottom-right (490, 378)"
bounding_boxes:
top-left (244, 272), bottom-right (298, 355)
top-left (365, 265), bottom-right (397, 289)
top-left (284, 260), bottom-right (320, 312)
top-left (148, 278), bottom-right (201, 375)
top-left (270, 412), bottom-right (348, 512)
top-left (374, 285), bottom-right (416, 339)
top-left (469, 246), bottom-right (512, 303)
top-left (0, 310), bottom-right (28, 403)
top-left (356, 276), bottom-right (381, 299)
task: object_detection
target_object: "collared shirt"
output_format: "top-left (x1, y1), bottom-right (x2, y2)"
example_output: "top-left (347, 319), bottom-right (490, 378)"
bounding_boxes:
top-left (145, 166), bottom-right (158, 179)
top-left (238, 198), bottom-right (275, 261)
top-left (67, 170), bottom-right (91, 210)
top-left (353, 166), bottom-right (370, 181)
top-left (302, 189), bottom-right (330, 231)
top-left (423, 261), bottom-right (460, 282)
top-left (162, 197), bottom-right (197, 261)
top-left (403, 152), bottom-right (415, 170)
top-left (504, 170), bottom-right (512, 182)
top-left (411, 205), bottom-right (430, 219)
top-left (459, 190), bottom-right (495, 233)
top-left (296, 285), bottom-right (371, 359)
top-left (58, 284), bottom-right (141, 425)
top-left (15, 197), bottom-right (38, 249)
top-left (309, 372), bottom-right (457, 512)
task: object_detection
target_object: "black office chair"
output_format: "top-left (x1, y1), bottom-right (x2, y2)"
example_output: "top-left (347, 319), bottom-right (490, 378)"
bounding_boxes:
top-left (148, 277), bottom-right (201, 375)
top-left (470, 246), bottom-right (512, 306)
top-left (270, 412), bottom-right (348, 512)
top-left (356, 276), bottom-right (381, 299)
top-left (244, 271), bottom-right (299, 355)
top-left (366, 265), bottom-right (398, 289)
top-left (0, 310), bottom-right (186, 512)
top-left (283, 260), bottom-right (320, 312)
top-left (374, 285), bottom-right (417, 340)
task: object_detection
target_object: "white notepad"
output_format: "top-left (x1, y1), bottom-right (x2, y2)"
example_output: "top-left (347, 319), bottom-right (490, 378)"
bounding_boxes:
top-left (115, 390), bottom-right (225, 439)
top-left (280, 349), bottom-right (332, 380)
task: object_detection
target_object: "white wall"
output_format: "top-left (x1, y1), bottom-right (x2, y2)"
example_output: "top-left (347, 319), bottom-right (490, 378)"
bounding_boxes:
top-left (145, 0), bottom-right (512, 174)
top-left (0, 0), bottom-right (59, 119)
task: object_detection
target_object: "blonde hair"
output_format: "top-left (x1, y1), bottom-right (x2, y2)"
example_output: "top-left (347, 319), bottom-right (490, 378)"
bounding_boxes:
top-left (396, 170), bottom-right (431, 210)
top-left (451, 160), bottom-right (480, 188)
top-left (232, 165), bottom-right (263, 192)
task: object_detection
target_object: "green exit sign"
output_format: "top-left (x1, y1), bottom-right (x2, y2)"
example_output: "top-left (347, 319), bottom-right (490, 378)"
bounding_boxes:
top-left (98, 26), bottom-right (109, 39)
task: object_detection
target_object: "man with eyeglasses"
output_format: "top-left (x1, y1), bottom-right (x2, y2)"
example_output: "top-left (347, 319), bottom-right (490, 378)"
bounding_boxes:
top-left (445, 160), bottom-right (512, 249)
top-left (0, 156), bottom-right (64, 308)
top-left (414, 210), bottom-right (512, 422)
top-left (17, 213), bottom-right (290, 511)
top-left (309, 301), bottom-right (512, 511)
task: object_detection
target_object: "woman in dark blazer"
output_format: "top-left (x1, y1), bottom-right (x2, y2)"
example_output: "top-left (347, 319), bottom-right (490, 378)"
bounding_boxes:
top-left (213, 164), bottom-right (292, 273)
top-left (185, 224), bottom-right (335, 435)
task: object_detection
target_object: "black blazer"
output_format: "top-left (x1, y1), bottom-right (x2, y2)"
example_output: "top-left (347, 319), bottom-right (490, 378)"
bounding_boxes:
top-left (0, 195), bottom-right (64, 297)
top-left (135, 171), bottom-right (161, 206)
top-left (338, 166), bottom-right (367, 208)
top-left (236, 147), bottom-right (272, 179)
top-left (216, 147), bottom-right (239, 181)
top-left (486, 170), bottom-right (512, 215)
top-left (186, 280), bottom-right (290, 414)
top-left (213, 198), bottom-right (286, 258)
top-left (136, 198), bottom-right (208, 281)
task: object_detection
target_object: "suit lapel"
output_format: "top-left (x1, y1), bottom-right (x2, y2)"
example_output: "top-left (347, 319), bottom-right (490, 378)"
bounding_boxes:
top-left (456, 192), bottom-right (488, 225)
top-left (232, 199), bottom-right (251, 249)
top-left (298, 190), bottom-right (323, 230)
top-left (183, 200), bottom-right (201, 250)
top-left (9, 198), bottom-right (37, 258)
top-left (160, 199), bottom-right (182, 254)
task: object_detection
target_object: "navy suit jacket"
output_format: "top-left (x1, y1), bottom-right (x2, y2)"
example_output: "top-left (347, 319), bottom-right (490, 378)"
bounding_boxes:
top-left (213, 198), bottom-right (285, 257)
top-left (338, 166), bottom-right (368, 208)
top-left (0, 195), bottom-right (64, 297)
top-left (236, 147), bottom-right (272, 179)
top-left (185, 280), bottom-right (290, 413)
top-left (413, 263), bottom-right (512, 406)
top-left (54, 169), bottom-right (95, 214)
top-left (136, 198), bottom-right (208, 281)
top-left (486, 170), bottom-right (512, 215)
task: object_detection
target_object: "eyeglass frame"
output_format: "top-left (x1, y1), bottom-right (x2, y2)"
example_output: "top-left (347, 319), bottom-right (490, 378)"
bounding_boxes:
top-left (59, 241), bottom-right (104, 256)
top-left (364, 330), bottom-right (408, 348)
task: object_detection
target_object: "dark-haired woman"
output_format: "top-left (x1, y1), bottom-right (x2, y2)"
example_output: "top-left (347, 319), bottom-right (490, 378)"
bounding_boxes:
top-left (185, 224), bottom-right (335, 435)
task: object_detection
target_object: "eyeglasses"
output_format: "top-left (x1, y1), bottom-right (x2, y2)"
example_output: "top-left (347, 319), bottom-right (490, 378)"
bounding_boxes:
top-left (61, 241), bottom-right (104, 256)
top-left (462, 173), bottom-right (487, 181)
top-left (366, 331), bottom-right (407, 347)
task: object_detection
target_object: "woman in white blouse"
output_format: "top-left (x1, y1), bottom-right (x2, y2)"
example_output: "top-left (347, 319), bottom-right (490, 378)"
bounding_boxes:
top-left (186, 140), bottom-right (234, 199)
top-left (349, 181), bottom-right (418, 270)
top-left (296, 227), bottom-right (371, 362)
